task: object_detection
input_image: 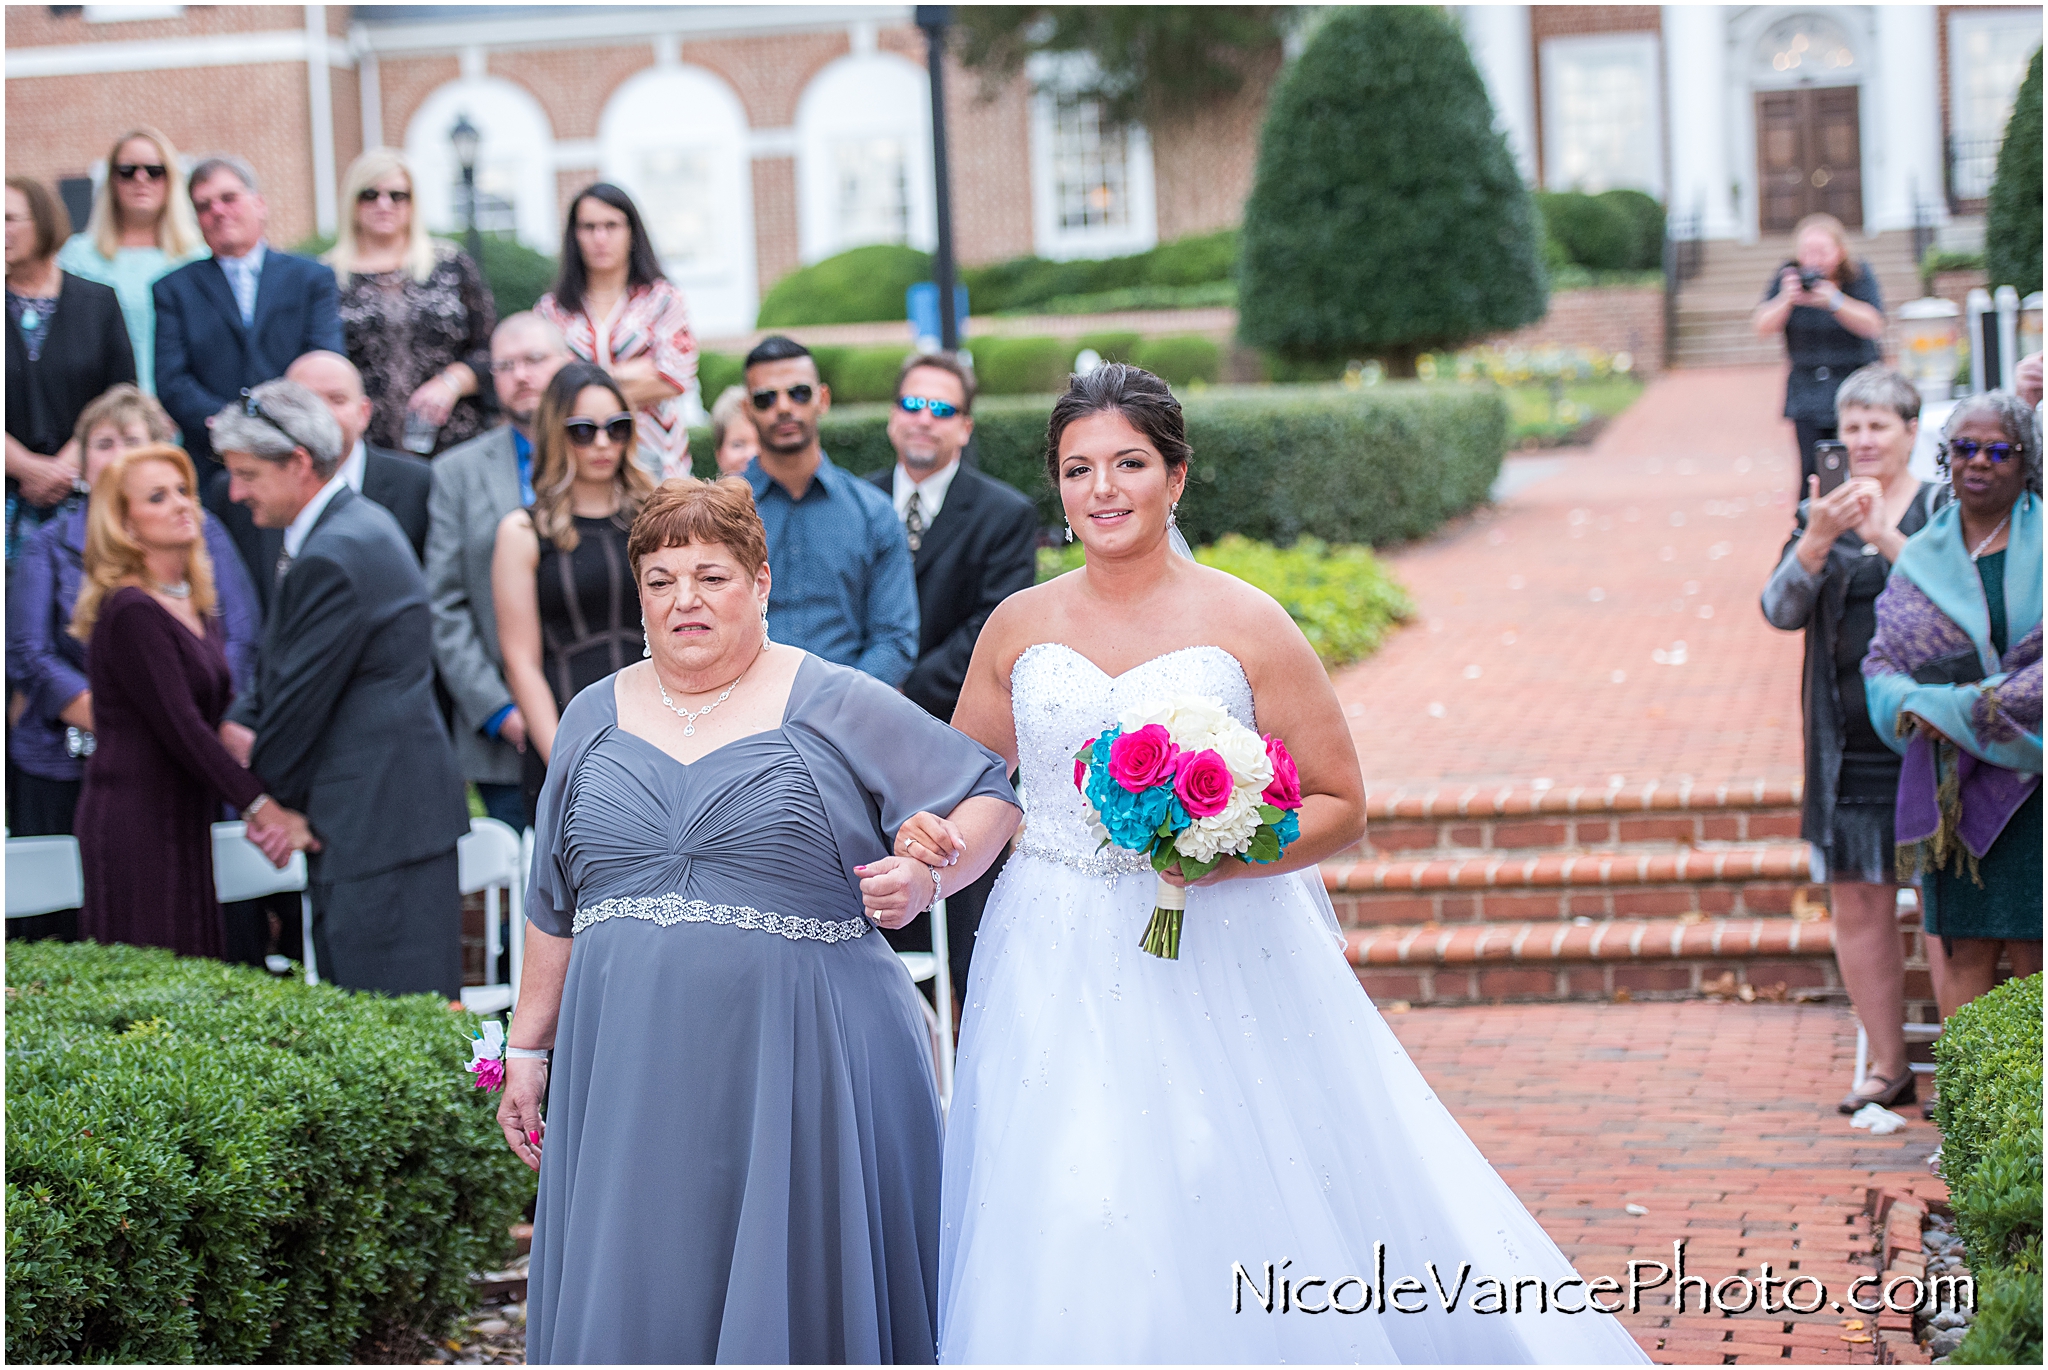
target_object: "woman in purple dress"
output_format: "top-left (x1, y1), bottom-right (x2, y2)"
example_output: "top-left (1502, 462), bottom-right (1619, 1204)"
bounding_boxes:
top-left (71, 443), bottom-right (314, 957)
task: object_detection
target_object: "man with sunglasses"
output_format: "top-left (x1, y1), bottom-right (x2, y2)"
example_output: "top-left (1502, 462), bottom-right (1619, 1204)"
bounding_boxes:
top-left (155, 155), bottom-right (342, 491)
top-left (739, 335), bottom-right (918, 685)
top-left (864, 351), bottom-right (1040, 993)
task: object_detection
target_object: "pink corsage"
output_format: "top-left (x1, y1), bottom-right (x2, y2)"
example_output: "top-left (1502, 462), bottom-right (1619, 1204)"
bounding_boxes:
top-left (464, 1021), bottom-right (506, 1091)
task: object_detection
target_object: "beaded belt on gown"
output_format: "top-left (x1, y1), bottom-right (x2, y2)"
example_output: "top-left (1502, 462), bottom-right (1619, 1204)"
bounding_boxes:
top-left (1012, 838), bottom-right (1153, 880)
top-left (573, 893), bottom-right (871, 942)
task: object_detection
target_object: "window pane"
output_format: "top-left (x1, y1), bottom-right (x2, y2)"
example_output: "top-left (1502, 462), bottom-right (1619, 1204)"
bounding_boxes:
top-left (1550, 44), bottom-right (1658, 193)
top-left (635, 148), bottom-right (719, 269)
top-left (1052, 95), bottom-right (1129, 232)
top-left (1949, 20), bottom-right (2041, 199)
top-left (834, 137), bottom-right (909, 246)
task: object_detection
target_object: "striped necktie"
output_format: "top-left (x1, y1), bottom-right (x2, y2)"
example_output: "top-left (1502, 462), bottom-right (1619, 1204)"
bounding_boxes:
top-left (904, 491), bottom-right (925, 554)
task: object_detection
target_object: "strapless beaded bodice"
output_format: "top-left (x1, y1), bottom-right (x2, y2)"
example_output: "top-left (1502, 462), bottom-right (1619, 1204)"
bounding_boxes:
top-left (1009, 642), bottom-right (1257, 868)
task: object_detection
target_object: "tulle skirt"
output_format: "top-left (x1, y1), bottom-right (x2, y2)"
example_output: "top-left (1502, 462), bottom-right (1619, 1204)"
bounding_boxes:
top-left (938, 854), bottom-right (1650, 1365)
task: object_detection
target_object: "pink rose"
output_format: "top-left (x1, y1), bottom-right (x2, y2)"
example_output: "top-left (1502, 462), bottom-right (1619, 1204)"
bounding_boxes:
top-left (1108, 724), bottom-right (1179, 793)
top-left (467, 1058), bottom-right (504, 1091)
top-left (1262, 735), bottom-right (1303, 810)
top-left (1174, 749), bottom-right (1234, 818)
top-left (1075, 735), bottom-right (1096, 792)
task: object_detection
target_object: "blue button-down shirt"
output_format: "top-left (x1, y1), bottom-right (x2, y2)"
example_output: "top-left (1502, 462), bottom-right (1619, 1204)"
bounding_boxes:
top-left (215, 240), bottom-right (267, 326)
top-left (745, 451), bottom-right (918, 685)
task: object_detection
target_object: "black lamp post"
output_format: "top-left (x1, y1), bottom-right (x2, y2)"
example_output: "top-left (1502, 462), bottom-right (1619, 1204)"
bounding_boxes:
top-left (449, 113), bottom-right (484, 266)
top-left (916, 5), bottom-right (960, 351)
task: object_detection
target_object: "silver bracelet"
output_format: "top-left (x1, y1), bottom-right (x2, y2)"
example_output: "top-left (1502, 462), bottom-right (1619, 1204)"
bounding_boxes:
top-left (242, 794), bottom-right (270, 822)
top-left (928, 862), bottom-right (943, 910)
top-left (505, 1046), bottom-right (552, 1061)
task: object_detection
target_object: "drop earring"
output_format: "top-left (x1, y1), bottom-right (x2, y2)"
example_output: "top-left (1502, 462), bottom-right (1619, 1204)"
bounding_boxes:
top-left (642, 631), bottom-right (651, 659)
top-left (1169, 501), bottom-right (1180, 529)
top-left (1064, 519), bottom-right (1075, 543)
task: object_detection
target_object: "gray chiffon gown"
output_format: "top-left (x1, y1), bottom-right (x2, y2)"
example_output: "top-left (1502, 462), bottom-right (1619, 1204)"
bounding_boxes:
top-left (524, 653), bottom-right (1016, 1364)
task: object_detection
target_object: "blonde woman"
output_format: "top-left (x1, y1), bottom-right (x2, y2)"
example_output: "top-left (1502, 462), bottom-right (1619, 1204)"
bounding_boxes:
top-left (70, 442), bottom-right (311, 959)
top-left (1751, 211), bottom-right (1887, 501)
top-left (56, 127), bottom-right (205, 394)
top-left (326, 148), bottom-right (495, 455)
top-left (492, 361), bottom-right (652, 820)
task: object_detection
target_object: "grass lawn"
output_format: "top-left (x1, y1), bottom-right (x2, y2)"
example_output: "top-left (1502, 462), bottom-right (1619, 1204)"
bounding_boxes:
top-left (1503, 376), bottom-right (1644, 446)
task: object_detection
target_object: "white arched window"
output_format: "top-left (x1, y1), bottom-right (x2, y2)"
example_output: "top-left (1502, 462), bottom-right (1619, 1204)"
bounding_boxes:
top-left (404, 78), bottom-right (558, 253)
top-left (598, 65), bottom-right (756, 338)
top-left (795, 53), bottom-right (936, 263)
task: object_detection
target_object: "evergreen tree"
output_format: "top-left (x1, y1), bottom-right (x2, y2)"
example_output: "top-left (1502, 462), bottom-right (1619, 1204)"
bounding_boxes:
top-left (1236, 6), bottom-right (1547, 376)
top-left (1986, 47), bottom-right (2042, 296)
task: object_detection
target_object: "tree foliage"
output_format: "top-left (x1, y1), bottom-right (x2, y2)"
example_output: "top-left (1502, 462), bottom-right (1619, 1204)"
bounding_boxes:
top-left (1986, 46), bottom-right (2043, 296)
top-left (953, 6), bottom-right (1288, 125)
top-left (1235, 6), bottom-right (1548, 376)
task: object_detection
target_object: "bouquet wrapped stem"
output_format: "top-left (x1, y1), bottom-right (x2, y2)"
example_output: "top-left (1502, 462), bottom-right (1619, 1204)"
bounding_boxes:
top-left (1140, 880), bottom-right (1188, 960)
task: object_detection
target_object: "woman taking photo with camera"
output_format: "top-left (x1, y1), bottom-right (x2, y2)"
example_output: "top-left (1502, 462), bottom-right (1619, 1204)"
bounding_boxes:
top-left (1752, 212), bottom-right (1886, 503)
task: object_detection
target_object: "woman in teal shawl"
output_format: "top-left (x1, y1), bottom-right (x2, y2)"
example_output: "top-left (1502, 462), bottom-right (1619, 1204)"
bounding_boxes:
top-left (1863, 391), bottom-right (2042, 1019)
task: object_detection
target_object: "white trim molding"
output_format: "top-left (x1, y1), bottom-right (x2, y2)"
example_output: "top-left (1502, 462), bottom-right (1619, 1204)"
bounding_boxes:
top-left (354, 5), bottom-right (909, 57)
top-left (4, 27), bottom-right (353, 77)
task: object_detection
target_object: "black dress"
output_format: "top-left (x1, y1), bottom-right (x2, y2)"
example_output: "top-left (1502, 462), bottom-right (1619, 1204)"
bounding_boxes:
top-left (1760, 262), bottom-right (1883, 499)
top-left (5, 271), bottom-right (135, 557)
top-left (522, 513), bottom-right (642, 819)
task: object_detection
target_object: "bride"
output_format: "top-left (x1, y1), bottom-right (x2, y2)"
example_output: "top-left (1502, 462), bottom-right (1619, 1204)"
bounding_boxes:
top-left (902, 364), bottom-right (1648, 1364)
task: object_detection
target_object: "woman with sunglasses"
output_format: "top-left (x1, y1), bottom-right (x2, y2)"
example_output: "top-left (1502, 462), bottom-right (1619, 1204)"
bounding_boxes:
top-left (493, 362), bottom-right (654, 822)
top-left (56, 127), bottom-right (204, 396)
top-left (1866, 391), bottom-right (2043, 1024)
top-left (536, 183), bottom-right (697, 482)
top-left (325, 148), bottom-right (495, 456)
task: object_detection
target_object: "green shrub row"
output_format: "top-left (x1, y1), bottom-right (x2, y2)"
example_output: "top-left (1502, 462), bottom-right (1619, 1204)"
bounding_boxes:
top-left (1037, 533), bottom-right (1414, 668)
top-left (699, 382), bottom-right (1505, 550)
top-left (1933, 973), bottom-right (2043, 1365)
top-left (754, 230), bottom-right (1239, 327)
top-left (1534, 189), bottom-right (1666, 274)
top-left (698, 333), bottom-right (1224, 407)
top-left (5, 941), bottom-right (533, 1364)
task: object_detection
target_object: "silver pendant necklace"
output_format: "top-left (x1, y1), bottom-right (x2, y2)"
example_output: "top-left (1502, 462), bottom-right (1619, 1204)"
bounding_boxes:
top-left (652, 643), bottom-right (762, 736)
top-left (153, 579), bottom-right (191, 599)
top-left (1969, 512), bottom-right (2011, 561)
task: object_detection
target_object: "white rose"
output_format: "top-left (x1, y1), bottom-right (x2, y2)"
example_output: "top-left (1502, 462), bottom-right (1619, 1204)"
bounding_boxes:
top-left (1172, 790), bottom-right (1262, 864)
top-left (1206, 719), bottom-right (1273, 790)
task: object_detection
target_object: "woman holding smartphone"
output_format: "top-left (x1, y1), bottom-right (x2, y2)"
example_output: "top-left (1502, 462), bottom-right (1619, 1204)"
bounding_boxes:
top-left (1761, 364), bottom-right (1944, 1115)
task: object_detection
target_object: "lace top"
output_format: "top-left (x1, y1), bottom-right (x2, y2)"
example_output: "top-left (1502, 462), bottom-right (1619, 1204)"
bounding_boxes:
top-left (1009, 642), bottom-right (1257, 864)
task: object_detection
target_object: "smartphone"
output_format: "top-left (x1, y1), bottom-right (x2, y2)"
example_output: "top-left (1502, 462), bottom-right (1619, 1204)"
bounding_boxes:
top-left (1813, 441), bottom-right (1850, 498)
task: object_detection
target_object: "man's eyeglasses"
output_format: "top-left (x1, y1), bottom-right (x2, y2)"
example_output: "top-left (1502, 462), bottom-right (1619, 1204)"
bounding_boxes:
top-left (751, 384), bottom-right (816, 410)
top-left (357, 187), bottom-right (412, 205)
top-left (897, 395), bottom-right (961, 420)
top-left (565, 414), bottom-right (634, 448)
top-left (240, 389), bottom-right (309, 452)
top-left (490, 352), bottom-right (557, 375)
top-left (1949, 439), bottom-right (2025, 465)
top-left (115, 163), bottom-right (168, 182)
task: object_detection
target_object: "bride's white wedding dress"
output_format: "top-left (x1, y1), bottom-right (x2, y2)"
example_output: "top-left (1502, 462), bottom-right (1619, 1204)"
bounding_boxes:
top-left (939, 643), bottom-right (1649, 1364)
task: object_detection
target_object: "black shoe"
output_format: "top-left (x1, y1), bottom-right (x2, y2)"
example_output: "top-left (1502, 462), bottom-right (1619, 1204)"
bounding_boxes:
top-left (1838, 1070), bottom-right (1917, 1114)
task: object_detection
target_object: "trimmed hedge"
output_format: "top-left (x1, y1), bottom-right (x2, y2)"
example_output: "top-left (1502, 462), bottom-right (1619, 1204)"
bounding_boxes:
top-left (1132, 335), bottom-right (1222, 387)
top-left (755, 244), bottom-right (934, 328)
top-left (696, 383), bottom-right (1505, 549)
top-left (1986, 47), bottom-right (2043, 295)
top-left (1933, 973), bottom-right (2042, 1365)
top-left (5, 941), bottom-right (533, 1364)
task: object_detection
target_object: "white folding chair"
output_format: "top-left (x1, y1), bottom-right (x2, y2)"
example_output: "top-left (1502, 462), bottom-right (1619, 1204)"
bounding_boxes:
top-left (457, 818), bottom-right (523, 1016)
top-left (211, 822), bottom-right (313, 984)
top-left (897, 896), bottom-right (956, 1111)
top-left (6, 835), bottom-right (83, 919)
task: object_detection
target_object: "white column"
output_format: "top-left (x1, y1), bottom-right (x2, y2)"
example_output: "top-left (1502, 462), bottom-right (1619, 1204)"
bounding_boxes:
top-left (1460, 5), bottom-right (1537, 183)
top-left (1662, 6), bottom-right (1737, 238)
top-left (305, 4), bottom-right (337, 235)
top-left (1872, 4), bottom-right (1945, 233)
top-left (354, 22), bottom-right (382, 152)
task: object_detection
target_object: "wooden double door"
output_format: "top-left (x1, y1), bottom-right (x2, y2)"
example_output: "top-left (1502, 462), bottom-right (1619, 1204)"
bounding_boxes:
top-left (1756, 85), bottom-right (1864, 231)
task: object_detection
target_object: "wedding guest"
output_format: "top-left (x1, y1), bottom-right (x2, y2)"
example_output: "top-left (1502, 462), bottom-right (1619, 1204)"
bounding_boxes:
top-left (1761, 365), bottom-right (1947, 1113)
top-left (492, 361), bottom-right (651, 822)
top-left (56, 126), bottom-right (205, 394)
top-left (326, 148), bottom-right (494, 456)
top-left (7, 176), bottom-right (136, 559)
top-left (709, 383), bottom-right (758, 475)
top-left (497, 477), bottom-right (1020, 1363)
top-left (1866, 392), bottom-right (2043, 1021)
top-left (285, 351), bottom-right (432, 558)
top-left (536, 183), bottom-right (695, 481)
top-left (155, 155), bottom-right (343, 483)
top-left (864, 351), bottom-right (1039, 991)
top-left (216, 378), bottom-right (468, 997)
top-left (1751, 212), bottom-right (1886, 502)
top-left (429, 312), bottom-right (571, 831)
top-left (71, 442), bottom-right (310, 958)
top-left (742, 335), bottom-right (917, 685)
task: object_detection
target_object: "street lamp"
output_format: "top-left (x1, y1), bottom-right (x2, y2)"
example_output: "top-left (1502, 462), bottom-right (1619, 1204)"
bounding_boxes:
top-left (915, 5), bottom-right (960, 351)
top-left (449, 112), bottom-right (484, 266)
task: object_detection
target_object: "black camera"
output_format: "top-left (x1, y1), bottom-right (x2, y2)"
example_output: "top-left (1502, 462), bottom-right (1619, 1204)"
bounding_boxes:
top-left (1797, 267), bottom-right (1825, 292)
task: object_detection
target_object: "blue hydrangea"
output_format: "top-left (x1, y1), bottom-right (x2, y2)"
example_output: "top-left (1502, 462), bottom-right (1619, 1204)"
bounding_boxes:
top-left (1274, 809), bottom-right (1300, 850)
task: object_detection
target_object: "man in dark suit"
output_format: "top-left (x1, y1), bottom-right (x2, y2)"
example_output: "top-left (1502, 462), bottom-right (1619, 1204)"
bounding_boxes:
top-left (214, 378), bottom-right (467, 999)
top-left (864, 351), bottom-right (1040, 991)
top-left (155, 155), bottom-right (343, 489)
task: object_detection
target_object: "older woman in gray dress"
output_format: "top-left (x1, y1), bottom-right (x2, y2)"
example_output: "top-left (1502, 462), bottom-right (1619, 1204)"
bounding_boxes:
top-left (497, 476), bottom-right (1020, 1364)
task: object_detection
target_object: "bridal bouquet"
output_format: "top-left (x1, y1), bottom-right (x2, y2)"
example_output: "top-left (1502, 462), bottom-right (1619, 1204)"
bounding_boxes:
top-left (1073, 696), bottom-right (1303, 959)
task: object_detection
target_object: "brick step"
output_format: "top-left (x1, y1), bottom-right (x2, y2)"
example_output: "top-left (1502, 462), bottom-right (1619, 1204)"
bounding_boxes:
top-left (1345, 914), bottom-right (1840, 1005)
top-left (1325, 843), bottom-right (1816, 924)
top-left (1353, 778), bottom-right (1804, 859)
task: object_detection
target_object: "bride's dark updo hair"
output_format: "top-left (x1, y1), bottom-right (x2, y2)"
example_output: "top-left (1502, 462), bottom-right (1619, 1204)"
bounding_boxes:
top-left (1043, 363), bottom-right (1193, 488)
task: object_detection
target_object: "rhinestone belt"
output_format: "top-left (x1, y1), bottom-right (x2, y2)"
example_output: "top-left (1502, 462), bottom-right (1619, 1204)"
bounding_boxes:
top-left (1013, 838), bottom-right (1154, 881)
top-left (573, 894), bottom-right (871, 943)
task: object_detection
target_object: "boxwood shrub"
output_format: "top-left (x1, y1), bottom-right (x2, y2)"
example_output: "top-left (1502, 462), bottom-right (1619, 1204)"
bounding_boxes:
top-left (1933, 973), bottom-right (2042, 1365)
top-left (1132, 335), bottom-right (1223, 387)
top-left (699, 382), bottom-right (1504, 549)
top-left (5, 941), bottom-right (533, 1364)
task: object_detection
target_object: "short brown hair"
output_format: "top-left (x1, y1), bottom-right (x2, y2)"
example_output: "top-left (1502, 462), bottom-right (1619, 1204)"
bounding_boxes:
top-left (6, 176), bottom-right (70, 261)
top-left (896, 351), bottom-right (977, 414)
top-left (74, 383), bottom-right (176, 453)
top-left (628, 477), bottom-right (769, 577)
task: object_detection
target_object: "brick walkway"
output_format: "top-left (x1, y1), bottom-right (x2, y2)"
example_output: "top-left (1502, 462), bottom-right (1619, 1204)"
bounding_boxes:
top-left (1337, 366), bottom-right (1808, 793)
top-left (1388, 999), bottom-right (1946, 1364)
